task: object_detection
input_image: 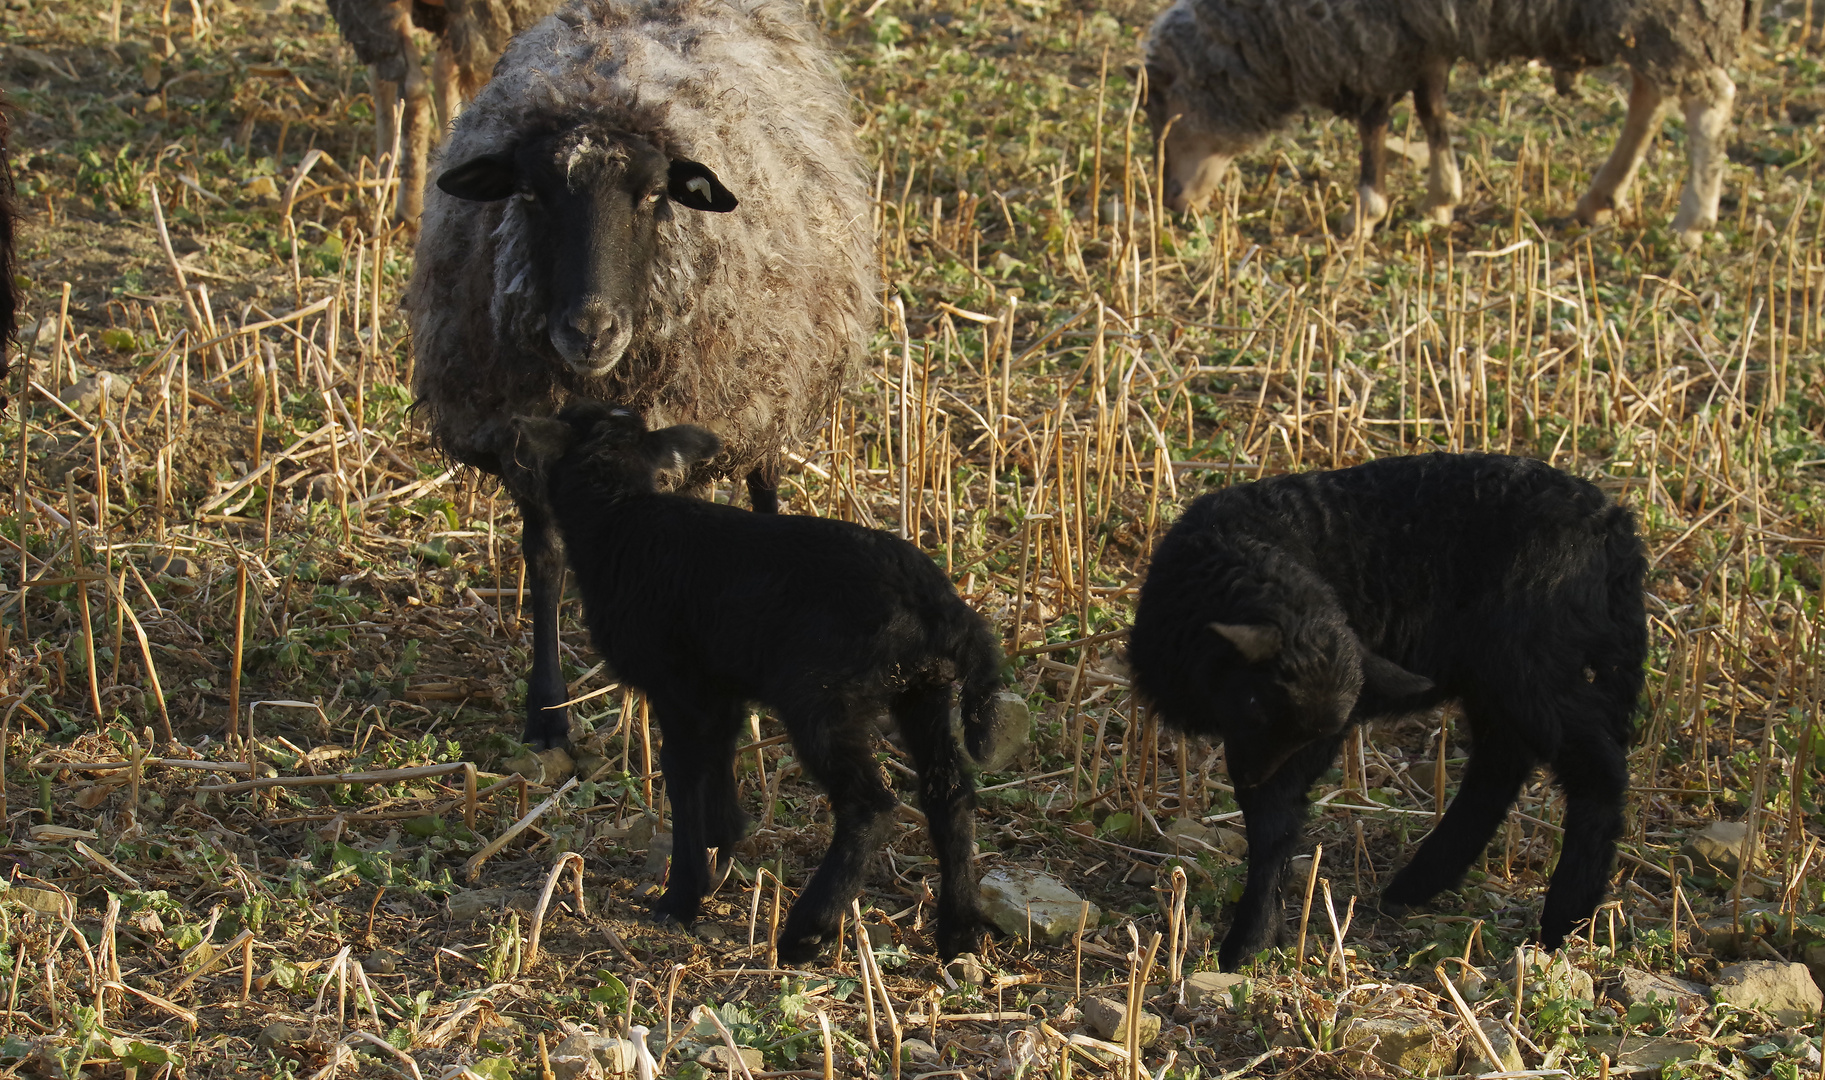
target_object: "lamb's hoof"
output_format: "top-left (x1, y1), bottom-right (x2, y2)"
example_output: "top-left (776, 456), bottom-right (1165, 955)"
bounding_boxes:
top-left (1674, 226), bottom-right (1708, 250)
top-left (1574, 192), bottom-right (1614, 226)
top-left (1423, 203), bottom-right (1457, 227)
top-left (773, 932), bottom-right (827, 966)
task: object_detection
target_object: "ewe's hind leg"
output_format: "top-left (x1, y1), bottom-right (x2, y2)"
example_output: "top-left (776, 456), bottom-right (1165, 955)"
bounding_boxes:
top-left (1575, 69), bottom-right (1664, 228)
top-left (1415, 59), bottom-right (1462, 225)
top-left (1538, 725), bottom-right (1628, 949)
top-left (1384, 710), bottom-right (1535, 908)
top-left (652, 695), bottom-right (746, 925)
top-left (1352, 96), bottom-right (1395, 237)
top-left (776, 698), bottom-right (898, 963)
top-left (893, 682), bottom-right (985, 960)
top-left (1670, 67), bottom-right (1735, 249)
top-left (516, 499), bottom-right (570, 750)
top-left (1221, 734), bottom-right (1344, 971)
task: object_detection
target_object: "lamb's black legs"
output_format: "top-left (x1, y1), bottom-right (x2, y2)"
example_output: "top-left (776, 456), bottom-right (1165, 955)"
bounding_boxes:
top-left (1382, 690), bottom-right (1629, 951)
top-left (1221, 733), bottom-right (1345, 971)
top-left (653, 694), bottom-right (746, 924)
top-left (518, 497), bottom-right (571, 750)
top-left (775, 696), bottom-right (899, 964)
top-left (1352, 94), bottom-right (1395, 235)
top-left (1538, 729), bottom-right (1627, 948)
top-left (893, 682), bottom-right (985, 959)
top-left (1384, 719), bottom-right (1535, 909)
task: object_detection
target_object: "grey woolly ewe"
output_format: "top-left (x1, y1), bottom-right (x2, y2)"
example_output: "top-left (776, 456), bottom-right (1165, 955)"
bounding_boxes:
top-left (325, 0), bottom-right (559, 222)
top-left (1141, 0), bottom-right (1754, 247)
top-left (407, 0), bottom-right (876, 751)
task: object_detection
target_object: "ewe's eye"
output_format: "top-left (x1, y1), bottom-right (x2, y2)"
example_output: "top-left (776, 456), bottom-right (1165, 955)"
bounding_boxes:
top-left (645, 191), bottom-right (664, 204)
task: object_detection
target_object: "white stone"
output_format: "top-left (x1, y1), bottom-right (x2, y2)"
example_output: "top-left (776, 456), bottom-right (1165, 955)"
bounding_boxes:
top-left (1712, 961), bottom-right (1822, 1025)
top-left (978, 866), bottom-right (1098, 943)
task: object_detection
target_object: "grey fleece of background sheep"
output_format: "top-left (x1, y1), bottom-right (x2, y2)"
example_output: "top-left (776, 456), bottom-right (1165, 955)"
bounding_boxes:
top-left (1145, 0), bottom-right (1752, 242)
top-left (406, 0), bottom-right (876, 489)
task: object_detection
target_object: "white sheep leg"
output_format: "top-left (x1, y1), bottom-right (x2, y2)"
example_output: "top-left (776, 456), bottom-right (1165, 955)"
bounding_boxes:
top-left (1670, 67), bottom-right (1735, 249)
top-left (1423, 141), bottom-right (1462, 226)
top-left (1575, 68), bottom-right (1664, 227)
top-left (1353, 184), bottom-right (1391, 237)
top-left (1414, 60), bottom-right (1459, 226)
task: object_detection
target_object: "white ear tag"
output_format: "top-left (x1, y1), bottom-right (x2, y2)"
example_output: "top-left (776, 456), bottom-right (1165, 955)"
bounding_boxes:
top-left (686, 176), bottom-right (712, 198)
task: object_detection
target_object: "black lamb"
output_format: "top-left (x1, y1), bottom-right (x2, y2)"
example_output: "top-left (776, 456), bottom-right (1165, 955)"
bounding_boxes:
top-left (1128, 453), bottom-right (1646, 971)
top-left (504, 403), bottom-right (1000, 963)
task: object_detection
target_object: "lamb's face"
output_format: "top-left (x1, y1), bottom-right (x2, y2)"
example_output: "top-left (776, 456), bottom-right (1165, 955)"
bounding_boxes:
top-left (1195, 621), bottom-right (1362, 789)
top-left (435, 128), bottom-right (739, 377)
top-left (554, 404), bottom-right (724, 494)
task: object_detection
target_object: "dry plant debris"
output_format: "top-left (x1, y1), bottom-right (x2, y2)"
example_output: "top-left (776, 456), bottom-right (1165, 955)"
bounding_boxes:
top-left (0, 0), bottom-right (1823, 1076)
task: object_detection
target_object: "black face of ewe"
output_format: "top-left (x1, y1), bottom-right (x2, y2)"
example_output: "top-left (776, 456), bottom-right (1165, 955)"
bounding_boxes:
top-left (437, 126), bottom-right (738, 376)
top-left (504, 403), bottom-right (1002, 964)
top-left (1129, 454), bottom-right (1647, 971)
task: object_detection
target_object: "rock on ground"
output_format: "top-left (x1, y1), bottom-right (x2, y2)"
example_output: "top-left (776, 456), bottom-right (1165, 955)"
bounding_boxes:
top-left (1184, 971), bottom-right (1249, 1008)
top-left (550, 1033), bottom-right (638, 1079)
top-left (1498, 949), bottom-right (1595, 1004)
top-left (447, 887), bottom-right (535, 921)
top-left (978, 866), bottom-right (1098, 943)
top-left (1607, 966), bottom-right (1710, 1018)
top-left (1585, 1035), bottom-right (1707, 1069)
top-left (1342, 1008), bottom-right (1454, 1074)
top-left (1711, 961), bottom-right (1823, 1025)
top-left (1460, 1017), bottom-right (1524, 1075)
top-left (1682, 820), bottom-right (1759, 879)
top-left (1079, 996), bottom-right (1161, 1047)
top-left (502, 746), bottom-right (576, 785)
top-left (968, 692), bottom-right (1032, 772)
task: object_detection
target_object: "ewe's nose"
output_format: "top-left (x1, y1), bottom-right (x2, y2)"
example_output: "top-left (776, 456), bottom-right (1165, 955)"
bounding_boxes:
top-left (568, 304), bottom-right (618, 350)
top-left (1164, 177), bottom-right (1189, 213)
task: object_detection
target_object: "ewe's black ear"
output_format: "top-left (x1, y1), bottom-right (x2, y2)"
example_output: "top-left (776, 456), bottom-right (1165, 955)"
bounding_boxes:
top-left (437, 152), bottom-right (519, 202)
top-left (1208, 622), bottom-right (1282, 664)
top-left (666, 159), bottom-right (738, 213)
top-left (1360, 652), bottom-right (1435, 706)
top-left (644, 424), bottom-right (723, 475)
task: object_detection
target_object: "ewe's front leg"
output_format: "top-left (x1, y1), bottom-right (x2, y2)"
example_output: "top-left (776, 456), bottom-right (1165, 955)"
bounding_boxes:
top-left (776, 710), bottom-right (898, 964)
top-left (517, 499), bottom-right (571, 750)
top-left (1220, 735), bottom-right (1342, 971)
top-left (1670, 67), bottom-right (1735, 249)
top-left (1415, 60), bottom-right (1461, 226)
top-left (1575, 68), bottom-right (1664, 229)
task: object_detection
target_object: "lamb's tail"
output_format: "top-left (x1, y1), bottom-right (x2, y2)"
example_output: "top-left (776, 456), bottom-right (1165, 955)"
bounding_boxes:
top-left (1598, 503), bottom-right (1650, 742)
top-left (954, 619), bottom-right (1005, 763)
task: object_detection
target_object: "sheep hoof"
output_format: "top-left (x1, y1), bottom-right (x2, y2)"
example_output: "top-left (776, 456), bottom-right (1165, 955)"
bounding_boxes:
top-left (1574, 192), bottom-right (1617, 226)
top-left (1423, 203), bottom-right (1456, 227)
top-left (773, 933), bottom-right (827, 966)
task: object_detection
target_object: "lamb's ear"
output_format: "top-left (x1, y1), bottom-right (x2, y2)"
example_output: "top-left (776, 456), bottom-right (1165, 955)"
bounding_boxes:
top-left (1360, 652), bottom-right (1435, 703)
top-left (666, 159), bottom-right (739, 213)
top-left (644, 424), bottom-right (723, 475)
top-left (437, 152), bottom-right (519, 202)
top-left (1208, 622), bottom-right (1282, 664)
top-left (508, 416), bottom-right (579, 471)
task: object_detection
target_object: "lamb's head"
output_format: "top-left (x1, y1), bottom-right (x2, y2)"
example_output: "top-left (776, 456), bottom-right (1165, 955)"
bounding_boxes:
top-left (1160, 571), bottom-right (1434, 790)
top-left (1139, 17), bottom-right (1268, 213)
top-left (436, 126), bottom-right (739, 377)
top-left (506, 403), bottom-right (723, 506)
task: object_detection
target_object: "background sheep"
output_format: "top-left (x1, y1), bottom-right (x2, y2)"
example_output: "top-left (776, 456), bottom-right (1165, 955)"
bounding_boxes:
top-left (1128, 453), bottom-right (1647, 970)
top-left (406, 0), bottom-right (876, 752)
top-left (324, 0), bottom-right (558, 223)
top-left (506, 403), bottom-right (1000, 962)
top-left (1141, 0), bottom-right (1753, 246)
